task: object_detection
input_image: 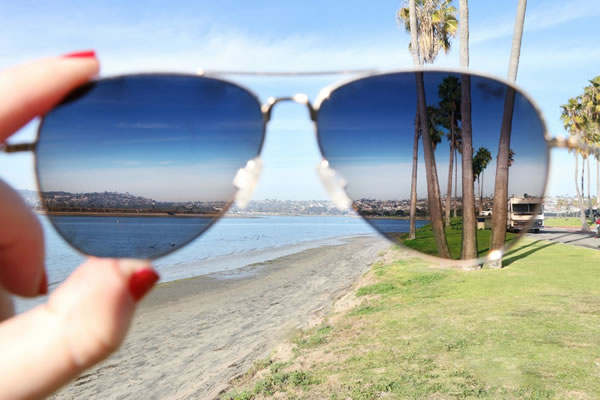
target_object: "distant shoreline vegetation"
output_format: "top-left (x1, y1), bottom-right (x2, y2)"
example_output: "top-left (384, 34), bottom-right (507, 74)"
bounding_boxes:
top-left (21, 190), bottom-right (439, 217)
top-left (35, 191), bottom-right (227, 216)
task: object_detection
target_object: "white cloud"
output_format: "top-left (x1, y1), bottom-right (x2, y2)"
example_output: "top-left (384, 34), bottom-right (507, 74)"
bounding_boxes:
top-left (470, 0), bottom-right (600, 44)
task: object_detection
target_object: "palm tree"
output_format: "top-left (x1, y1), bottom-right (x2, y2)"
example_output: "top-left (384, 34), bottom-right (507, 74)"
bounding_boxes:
top-left (489, 0), bottom-right (527, 264)
top-left (556, 198), bottom-right (566, 217)
top-left (437, 76), bottom-right (462, 226)
top-left (399, 0), bottom-right (457, 256)
top-left (587, 156), bottom-right (592, 213)
top-left (458, 0), bottom-right (477, 260)
top-left (406, 0), bottom-right (421, 240)
top-left (473, 147), bottom-right (492, 214)
top-left (453, 131), bottom-right (463, 219)
top-left (561, 96), bottom-right (590, 230)
top-left (508, 148), bottom-right (515, 168)
top-left (427, 105), bottom-right (446, 150)
top-left (416, 73), bottom-right (452, 257)
top-left (582, 76), bottom-right (600, 214)
top-left (398, 0), bottom-right (458, 65)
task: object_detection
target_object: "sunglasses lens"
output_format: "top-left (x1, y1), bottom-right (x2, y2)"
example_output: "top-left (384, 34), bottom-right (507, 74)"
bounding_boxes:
top-left (318, 71), bottom-right (548, 260)
top-left (36, 75), bottom-right (264, 259)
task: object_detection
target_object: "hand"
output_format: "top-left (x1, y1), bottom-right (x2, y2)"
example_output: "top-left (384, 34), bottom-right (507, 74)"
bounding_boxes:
top-left (0, 54), bottom-right (160, 399)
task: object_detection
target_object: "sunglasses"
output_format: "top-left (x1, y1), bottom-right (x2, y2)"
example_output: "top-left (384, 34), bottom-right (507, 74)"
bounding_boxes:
top-left (3, 68), bottom-right (593, 265)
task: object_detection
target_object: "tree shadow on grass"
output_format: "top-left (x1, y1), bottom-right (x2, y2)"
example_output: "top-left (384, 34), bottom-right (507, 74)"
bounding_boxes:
top-left (502, 240), bottom-right (557, 267)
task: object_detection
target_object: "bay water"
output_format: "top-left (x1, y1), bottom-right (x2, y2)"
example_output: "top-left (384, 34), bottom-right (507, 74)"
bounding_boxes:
top-left (16, 215), bottom-right (428, 312)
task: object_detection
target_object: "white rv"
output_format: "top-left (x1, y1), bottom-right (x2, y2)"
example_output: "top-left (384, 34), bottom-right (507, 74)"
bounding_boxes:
top-left (507, 197), bottom-right (544, 233)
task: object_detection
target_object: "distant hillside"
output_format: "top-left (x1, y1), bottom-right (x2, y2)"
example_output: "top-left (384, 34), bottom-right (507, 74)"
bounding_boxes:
top-left (18, 190), bottom-right (351, 215)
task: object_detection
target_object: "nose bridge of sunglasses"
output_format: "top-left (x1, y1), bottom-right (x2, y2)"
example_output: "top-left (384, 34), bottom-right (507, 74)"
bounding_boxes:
top-left (233, 157), bottom-right (263, 209)
top-left (316, 160), bottom-right (352, 211)
top-left (261, 94), bottom-right (317, 123)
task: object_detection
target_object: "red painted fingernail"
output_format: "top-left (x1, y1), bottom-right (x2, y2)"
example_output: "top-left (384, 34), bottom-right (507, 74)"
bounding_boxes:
top-left (38, 271), bottom-right (48, 296)
top-left (128, 268), bottom-right (159, 302)
top-left (62, 50), bottom-right (96, 59)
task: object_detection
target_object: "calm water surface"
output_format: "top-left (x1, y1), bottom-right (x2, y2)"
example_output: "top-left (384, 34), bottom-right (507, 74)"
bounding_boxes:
top-left (17, 215), bottom-right (428, 312)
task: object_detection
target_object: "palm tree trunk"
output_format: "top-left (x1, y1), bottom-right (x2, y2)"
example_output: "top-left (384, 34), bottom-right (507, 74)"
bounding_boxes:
top-left (582, 157), bottom-right (585, 214)
top-left (453, 147), bottom-right (458, 218)
top-left (409, 112), bottom-right (420, 240)
top-left (490, 87), bottom-right (515, 255)
top-left (460, 78), bottom-right (477, 260)
top-left (408, 0), bottom-right (421, 241)
top-left (587, 156), bottom-right (592, 212)
top-left (458, 0), bottom-right (469, 68)
top-left (477, 176), bottom-right (481, 213)
top-left (415, 71), bottom-right (450, 258)
top-left (596, 158), bottom-right (600, 211)
top-left (575, 153), bottom-right (590, 230)
top-left (507, 0), bottom-right (527, 82)
top-left (490, 0), bottom-right (527, 265)
top-left (480, 171), bottom-right (485, 214)
top-left (459, 0), bottom-right (477, 260)
top-left (445, 118), bottom-right (455, 226)
top-left (408, 0), bottom-right (421, 66)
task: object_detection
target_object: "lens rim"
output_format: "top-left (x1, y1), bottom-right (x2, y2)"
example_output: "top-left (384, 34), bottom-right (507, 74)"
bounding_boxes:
top-left (33, 73), bottom-right (267, 259)
top-left (313, 67), bottom-right (551, 267)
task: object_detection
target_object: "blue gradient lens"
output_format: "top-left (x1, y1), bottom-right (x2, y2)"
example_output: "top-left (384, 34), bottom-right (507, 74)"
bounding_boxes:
top-left (36, 74), bottom-right (264, 259)
top-left (317, 71), bottom-right (548, 260)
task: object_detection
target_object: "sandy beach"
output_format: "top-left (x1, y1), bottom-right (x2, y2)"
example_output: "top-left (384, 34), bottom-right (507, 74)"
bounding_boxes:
top-left (51, 235), bottom-right (389, 399)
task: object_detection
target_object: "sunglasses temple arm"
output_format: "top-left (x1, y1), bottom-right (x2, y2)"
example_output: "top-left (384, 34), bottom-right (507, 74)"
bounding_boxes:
top-left (547, 135), bottom-right (600, 159)
top-left (1, 142), bottom-right (36, 153)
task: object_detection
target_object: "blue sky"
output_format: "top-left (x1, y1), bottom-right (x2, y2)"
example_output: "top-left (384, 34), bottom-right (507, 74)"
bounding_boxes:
top-left (37, 75), bottom-right (264, 201)
top-left (0, 0), bottom-right (598, 200)
top-left (318, 72), bottom-right (548, 200)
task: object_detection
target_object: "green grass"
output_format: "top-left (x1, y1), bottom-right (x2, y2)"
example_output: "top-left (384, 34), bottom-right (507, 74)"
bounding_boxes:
top-left (402, 217), bottom-right (518, 259)
top-left (224, 370), bottom-right (319, 399)
top-left (223, 238), bottom-right (600, 399)
top-left (545, 217), bottom-right (595, 227)
top-left (294, 325), bottom-right (334, 350)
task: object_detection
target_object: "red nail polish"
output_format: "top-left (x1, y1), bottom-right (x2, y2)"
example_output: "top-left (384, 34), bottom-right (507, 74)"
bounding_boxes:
top-left (62, 50), bottom-right (96, 59)
top-left (128, 268), bottom-right (159, 302)
top-left (38, 271), bottom-right (48, 296)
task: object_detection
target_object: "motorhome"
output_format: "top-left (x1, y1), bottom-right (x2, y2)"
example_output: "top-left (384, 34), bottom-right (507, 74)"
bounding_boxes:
top-left (507, 197), bottom-right (544, 233)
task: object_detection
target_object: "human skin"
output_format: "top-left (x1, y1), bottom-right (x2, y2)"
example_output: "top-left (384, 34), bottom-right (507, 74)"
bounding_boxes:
top-left (0, 54), bottom-right (159, 400)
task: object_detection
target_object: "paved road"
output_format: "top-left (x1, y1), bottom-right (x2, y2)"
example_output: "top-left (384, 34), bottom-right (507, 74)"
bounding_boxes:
top-left (526, 227), bottom-right (600, 250)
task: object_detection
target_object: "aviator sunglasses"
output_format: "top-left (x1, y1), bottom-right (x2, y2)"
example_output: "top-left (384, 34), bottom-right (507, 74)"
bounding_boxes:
top-left (3, 68), bottom-right (596, 265)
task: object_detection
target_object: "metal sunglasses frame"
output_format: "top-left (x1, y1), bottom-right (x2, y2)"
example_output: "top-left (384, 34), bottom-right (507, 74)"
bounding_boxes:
top-left (2, 67), bottom-right (599, 267)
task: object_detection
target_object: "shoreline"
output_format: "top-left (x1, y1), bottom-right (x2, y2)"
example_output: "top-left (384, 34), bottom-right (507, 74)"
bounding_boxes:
top-left (153, 235), bottom-right (375, 283)
top-left (39, 211), bottom-right (240, 218)
top-left (36, 210), bottom-right (431, 220)
top-left (52, 235), bottom-right (389, 399)
top-left (15, 234), bottom-right (378, 315)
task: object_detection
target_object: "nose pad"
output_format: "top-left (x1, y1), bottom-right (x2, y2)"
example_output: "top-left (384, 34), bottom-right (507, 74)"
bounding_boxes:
top-left (233, 157), bottom-right (263, 209)
top-left (316, 160), bottom-right (352, 211)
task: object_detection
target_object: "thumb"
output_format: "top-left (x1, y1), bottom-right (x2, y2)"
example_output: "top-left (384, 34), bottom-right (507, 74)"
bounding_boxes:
top-left (0, 258), bottom-right (159, 400)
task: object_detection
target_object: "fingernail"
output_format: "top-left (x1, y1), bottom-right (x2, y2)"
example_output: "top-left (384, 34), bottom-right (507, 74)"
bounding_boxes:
top-left (62, 50), bottom-right (96, 59)
top-left (38, 271), bottom-right (48, 296)
top-left (128, 268), bottom-right (160, 302)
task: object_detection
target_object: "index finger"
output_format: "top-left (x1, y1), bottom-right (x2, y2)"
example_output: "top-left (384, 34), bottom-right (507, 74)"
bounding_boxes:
top-left (0, 53), bottom-right (99, 297)
top-left (0, 52), bottom-right (99, 142)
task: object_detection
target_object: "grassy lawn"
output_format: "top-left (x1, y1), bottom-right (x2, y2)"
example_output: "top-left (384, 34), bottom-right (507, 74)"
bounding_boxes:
top-left (401, 218), bottom-right (518, 259)
top-left (545, 217), bottom-right (595, 228)
top-left (223, 238), bottom-right (600, 399)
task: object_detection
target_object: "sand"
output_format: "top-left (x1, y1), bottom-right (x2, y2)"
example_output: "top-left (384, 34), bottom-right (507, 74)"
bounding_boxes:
top-left (51, 235), bottom-right (389, 399)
